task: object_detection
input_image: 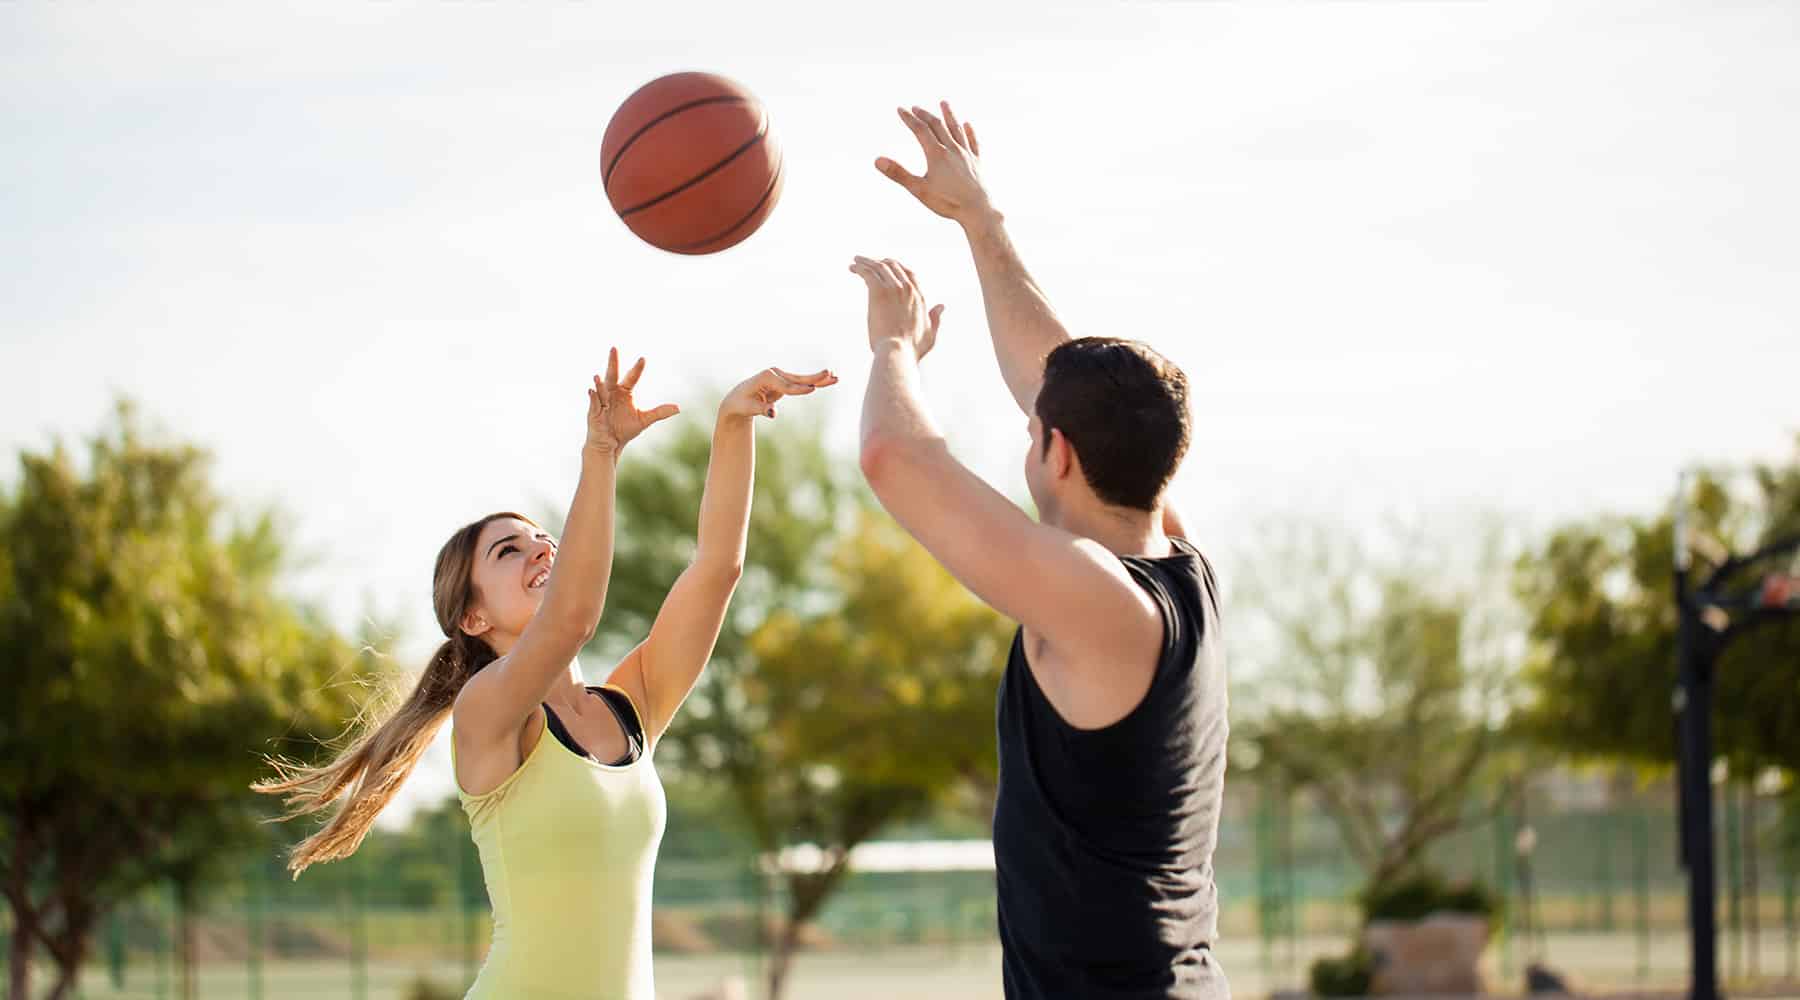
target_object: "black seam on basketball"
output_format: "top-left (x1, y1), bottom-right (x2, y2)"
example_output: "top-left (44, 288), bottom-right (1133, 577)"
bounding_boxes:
top-left (616, 115), bottom-right (769, 218)
top-left (672, 151), bottom-right (783, 253)
top-left (603, 95), bottom-right (750, 189)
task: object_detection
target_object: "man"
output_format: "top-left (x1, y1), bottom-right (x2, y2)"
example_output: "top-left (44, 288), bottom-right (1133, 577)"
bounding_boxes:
top-left (850, 102), bottom-right (1229, 999)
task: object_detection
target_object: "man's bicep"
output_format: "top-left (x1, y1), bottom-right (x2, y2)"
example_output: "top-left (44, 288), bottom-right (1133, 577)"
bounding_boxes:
top-left (866, 443), bottom-right (1033, 620)
top-left (863, 442), bottom-right (1145, 639)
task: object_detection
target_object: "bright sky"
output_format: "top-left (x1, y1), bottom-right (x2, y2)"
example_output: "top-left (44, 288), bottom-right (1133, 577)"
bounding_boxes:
top-left (6, 1), bottom-right (1797, 820)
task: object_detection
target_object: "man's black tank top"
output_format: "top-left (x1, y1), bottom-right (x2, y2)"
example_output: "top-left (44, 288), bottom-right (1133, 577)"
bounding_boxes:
top-left (993, 536), bottom-right (1229, 999)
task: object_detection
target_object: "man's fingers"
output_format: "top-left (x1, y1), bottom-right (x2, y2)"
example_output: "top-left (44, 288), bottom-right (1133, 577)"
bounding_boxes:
top-left (645, 403), bottom-right (681, 425)
top-left (621, 356), bottom-right (646, 390)
top-left (911, 106), bottom-right (956, 148)
top-left (940, 102), bottom-right (967, 151)
top-left (874, 156), bottom-right (926, 198)
top-left (921, 306), bottom-right (941, 357)
top-left (849, 260), bottom-right (884, 290)
top-left (940, 102), bottom-right (981, 158)
top-left (854, 255), bottom-right (899, 289)
top-left (897, 107), bottom-right (944, 151)
top-left (604, 347), bottom-right (620, 388)
top-left (880, 258), bottom-right (911, 290)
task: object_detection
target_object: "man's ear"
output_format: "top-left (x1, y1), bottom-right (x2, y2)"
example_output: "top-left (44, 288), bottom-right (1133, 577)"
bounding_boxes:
top-left (1047, 427), bottom-right (1078, 482)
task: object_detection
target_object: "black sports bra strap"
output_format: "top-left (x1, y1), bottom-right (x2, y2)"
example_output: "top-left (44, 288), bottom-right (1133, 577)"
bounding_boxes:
top-left (541, 686), bottom-right (642, 766)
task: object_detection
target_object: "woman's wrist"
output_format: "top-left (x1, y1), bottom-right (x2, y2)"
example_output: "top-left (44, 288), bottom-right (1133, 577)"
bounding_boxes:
top-left (715, 403), bottom-right (756, 426)
top-left (581, 440), bottom-right (622, 465)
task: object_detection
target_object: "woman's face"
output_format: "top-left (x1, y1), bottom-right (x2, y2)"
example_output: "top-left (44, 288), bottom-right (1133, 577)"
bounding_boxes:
top-left (464, 517), bottom-right (557, 645)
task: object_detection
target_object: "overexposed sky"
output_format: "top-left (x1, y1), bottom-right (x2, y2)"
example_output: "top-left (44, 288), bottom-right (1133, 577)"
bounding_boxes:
top-left (5, 0), bottom-right (1797, 819)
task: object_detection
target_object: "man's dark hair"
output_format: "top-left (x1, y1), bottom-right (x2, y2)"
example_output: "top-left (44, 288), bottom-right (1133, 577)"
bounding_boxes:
top-left (1035, 337), bottom-right (1190, 511)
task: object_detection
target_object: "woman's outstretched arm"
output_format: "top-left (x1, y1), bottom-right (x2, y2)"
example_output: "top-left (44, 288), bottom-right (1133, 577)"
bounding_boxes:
top-left (611, 365), bottom-right (836, 745)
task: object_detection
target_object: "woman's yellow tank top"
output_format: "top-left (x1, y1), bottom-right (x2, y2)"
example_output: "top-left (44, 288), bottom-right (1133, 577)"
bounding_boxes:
top-left (453, 685), bottom-right (666, 999)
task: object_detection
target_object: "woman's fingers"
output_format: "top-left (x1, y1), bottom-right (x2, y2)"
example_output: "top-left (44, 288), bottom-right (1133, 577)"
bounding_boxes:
top-left (621, 356), bottom-right (646, 391)
top-left (772, 366), bottom-right (836, 386)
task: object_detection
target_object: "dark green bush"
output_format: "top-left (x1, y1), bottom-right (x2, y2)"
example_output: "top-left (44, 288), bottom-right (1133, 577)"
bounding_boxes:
top-left (1438, 880), bottom-right (1502, 920)
top-left (1310, 947), bottom-right (1374, 997)
top-left (1360, 868), bottom-right (1499, 923)
top-left (402, 975), bottom-right (461, 1000)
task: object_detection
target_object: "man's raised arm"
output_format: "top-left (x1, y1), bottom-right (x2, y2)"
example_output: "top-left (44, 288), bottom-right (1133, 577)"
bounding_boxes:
top-left (876, 102), bottom-right (1072, 415)
top-left (877, 101), bottom-right (1190, 540)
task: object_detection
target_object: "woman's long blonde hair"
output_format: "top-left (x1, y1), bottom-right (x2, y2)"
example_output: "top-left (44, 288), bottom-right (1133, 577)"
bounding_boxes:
top-left (254, 511), bottom-right (534, 876)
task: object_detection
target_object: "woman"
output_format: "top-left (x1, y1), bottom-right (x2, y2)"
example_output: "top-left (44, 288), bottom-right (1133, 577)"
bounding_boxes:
top-left (256, 349), bottom-right (836, 998)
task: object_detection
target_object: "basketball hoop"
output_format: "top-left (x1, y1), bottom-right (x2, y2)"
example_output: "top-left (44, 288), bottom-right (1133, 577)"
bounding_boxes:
top-left (1668, 466), bottom-right (1799, 1000)
top-left (1761, 573), bottom-right (1797, 610)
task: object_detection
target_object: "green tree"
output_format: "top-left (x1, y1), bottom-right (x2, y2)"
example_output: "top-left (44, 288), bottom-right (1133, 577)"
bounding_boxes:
top-left (579, 418), bottom-right (855, 808)
top-left (583, 420), bottom-right (1009, 999)
top-left (743, 511), bottom-right (1010, 997)
top-left (1513, 440), bottom-right (1800, 969)
top-left (0, 403), bottom-right (376, 1000)
top-left (281, 795), bottom-right (483, 910)
top-left (1514, 439), bottom-right (1800, 774)
top-left (1231, 518), bottom-right (1521, 884)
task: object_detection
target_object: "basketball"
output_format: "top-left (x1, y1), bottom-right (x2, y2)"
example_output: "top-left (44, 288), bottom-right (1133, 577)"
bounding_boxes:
top-left (600, 72), bottom-right (784, 255)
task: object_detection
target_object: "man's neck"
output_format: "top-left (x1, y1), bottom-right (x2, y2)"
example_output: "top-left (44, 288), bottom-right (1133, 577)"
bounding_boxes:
top-left (1049, 502), bottom-right (1170, 558)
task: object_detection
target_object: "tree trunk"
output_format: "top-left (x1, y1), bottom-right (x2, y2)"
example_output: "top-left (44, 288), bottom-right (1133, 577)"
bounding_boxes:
top-left (42, 911), bottom-right (93, 1000)
top-left (5, 806), bottom-right (36, 1000)
top-left (765, 914), bottom-right (805, 1000)
top-left (7, 919), bottom-right (32, 1000)
top-left (765, 862), bottom-right (854, 1000)
top-left (1746, 782), bottom-right (1761, 979)
top-left (1372, 842), bottom-right (1424, 888)
top-left (179, 879), bottom-right (198, 1000)
top-left (45, 962), bottom-right (80, 1000)
top-left (40, 899), bottom-right (95, 1000)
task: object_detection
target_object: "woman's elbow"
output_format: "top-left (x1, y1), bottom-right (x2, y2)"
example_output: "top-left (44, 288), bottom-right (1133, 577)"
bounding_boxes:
top-left (697, 558), bottom-right (744, 589)
top-left (543, 602), bottom-right (601, 647)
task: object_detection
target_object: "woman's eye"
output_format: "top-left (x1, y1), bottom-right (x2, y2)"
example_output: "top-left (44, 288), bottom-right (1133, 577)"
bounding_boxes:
top-left (499, 545), bottom-right (518, 558)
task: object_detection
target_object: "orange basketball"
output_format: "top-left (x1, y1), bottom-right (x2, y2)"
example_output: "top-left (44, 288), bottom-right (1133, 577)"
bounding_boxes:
top-left (600, 72), bottom-right (783, 255)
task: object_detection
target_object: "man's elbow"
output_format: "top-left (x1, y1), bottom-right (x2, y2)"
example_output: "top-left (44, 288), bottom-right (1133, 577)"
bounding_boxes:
top-left (862, 431), bottom-right (942, 508)
top-left (858, 432), bottom-right (897, 491)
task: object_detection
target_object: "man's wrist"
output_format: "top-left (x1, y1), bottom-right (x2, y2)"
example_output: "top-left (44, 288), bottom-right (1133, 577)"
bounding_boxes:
top-left (872, 337), bottom-right (921, 363)
top-left (958, 205), bottom-right (1006, 242)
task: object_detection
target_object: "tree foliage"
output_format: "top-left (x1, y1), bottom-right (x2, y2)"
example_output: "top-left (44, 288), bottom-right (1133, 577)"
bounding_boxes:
top-left (583, 419), bottom-right (1009, 998)
top-left (1231, 518), bottom-right (1521, 884)
top-left (0, 403), bottom-right (377, 1000)
top-left (1514, 437), bottom-right (1800, 774)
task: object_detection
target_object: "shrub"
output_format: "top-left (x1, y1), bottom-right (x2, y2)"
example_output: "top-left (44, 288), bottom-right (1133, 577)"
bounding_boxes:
top-left (402, 975), bottom-right (461, 1000)
top-left (1360, 868), bottom-right (1499, 924)
top-left (1310, 947), bottom-right (1374, 997)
